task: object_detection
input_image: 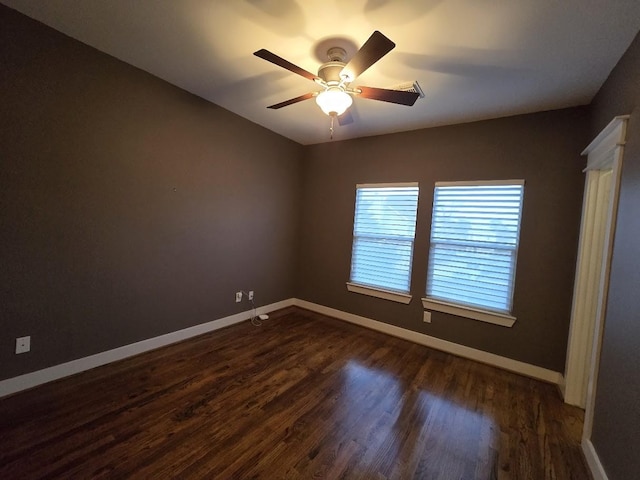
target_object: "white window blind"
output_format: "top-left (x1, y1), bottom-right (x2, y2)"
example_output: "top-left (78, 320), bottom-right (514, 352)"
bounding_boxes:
top-left (426, 181), bottom-right (524, 314)
top-left (350, 184), bottom-right (419, 294)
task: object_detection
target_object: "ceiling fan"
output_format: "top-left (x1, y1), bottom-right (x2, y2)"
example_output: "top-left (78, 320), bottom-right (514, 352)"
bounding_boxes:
top-left (254, 31), bottom-right (419, 135)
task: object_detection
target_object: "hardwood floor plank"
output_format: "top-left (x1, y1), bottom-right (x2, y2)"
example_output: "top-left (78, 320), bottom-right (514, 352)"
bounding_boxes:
top-left (0, 307), bottom-right (591, 479)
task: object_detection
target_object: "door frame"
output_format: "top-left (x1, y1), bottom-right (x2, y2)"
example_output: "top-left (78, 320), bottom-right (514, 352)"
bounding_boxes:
top-left (563, 116), bottom-right (628, 415)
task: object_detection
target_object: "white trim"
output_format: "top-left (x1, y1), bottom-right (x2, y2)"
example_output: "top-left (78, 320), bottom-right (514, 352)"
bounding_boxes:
top-left (0, 299), bottom-right (294, 399)
top-left (293, 299), bottom-right (561, 384)
top-left (422, 297), bottom-right (516, 327)
top-left (564, 116), bottom-right (627, 412)
top-left (346, 282), bottom-right (412, 304)
top-left (0, 296), bottom-right (565, 398)
top-left (435, 179), bottom-right (525, 187)
top-left (582, 438), bottom-right (609, 480)
top-left (356, 182), bottom-right (418, 188)
top-left (564, 170), bottom-right (614, 407)
top-left (557, 375), bottom-right (566, 398)
top-left (581, 115), bottom-right (630, 156)
top-left (583, 123), bottom-right (627, 436)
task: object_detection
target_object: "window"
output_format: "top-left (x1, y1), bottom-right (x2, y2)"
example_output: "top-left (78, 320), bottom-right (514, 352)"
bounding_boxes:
top-left (423, 180), bottom-right (524, 326)
top-left (347, 183), bottom-right (419, 304)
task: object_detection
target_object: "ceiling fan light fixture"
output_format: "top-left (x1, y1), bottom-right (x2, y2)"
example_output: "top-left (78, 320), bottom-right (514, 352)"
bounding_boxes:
top-left (315, 87), bottom-right (353, 116)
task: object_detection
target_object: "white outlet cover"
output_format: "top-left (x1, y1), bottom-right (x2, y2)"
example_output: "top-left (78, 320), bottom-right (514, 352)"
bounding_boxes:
top-left (16, 336), bottom-right (31, 354)
top-left (423, 311), bottom-right (432, 323)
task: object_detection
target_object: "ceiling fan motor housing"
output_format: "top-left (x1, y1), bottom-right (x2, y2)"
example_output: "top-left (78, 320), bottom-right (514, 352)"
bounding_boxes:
top-left (318, 46), bottom-right (349, 85)
top-left (318, 60), bottom-right (347, 85)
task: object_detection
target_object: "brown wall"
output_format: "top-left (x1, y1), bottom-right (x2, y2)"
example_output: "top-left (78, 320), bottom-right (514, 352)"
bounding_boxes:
top-left (0, 5), bottom-right (302, 381)
top-left (588, 31), bottom-right (640, 480)
top-left (297, 108), bottom-right (589, 372)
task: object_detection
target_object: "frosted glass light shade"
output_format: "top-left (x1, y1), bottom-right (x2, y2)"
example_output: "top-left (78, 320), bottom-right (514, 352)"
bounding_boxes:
top-left (315, 88), bottom-right (353, 116)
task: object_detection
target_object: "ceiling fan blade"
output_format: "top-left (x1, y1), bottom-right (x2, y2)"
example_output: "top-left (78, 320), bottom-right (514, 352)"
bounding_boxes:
top-left (340, 31), bottom-right (395, 82)
top-left (337, 110), bottom-right (354, 126)
top-left (267, 92), bottom-right (315, 109)
top-left (358, 86), bottom-right (419, 106)
top-left (254, 49), bottom-right (319, 82)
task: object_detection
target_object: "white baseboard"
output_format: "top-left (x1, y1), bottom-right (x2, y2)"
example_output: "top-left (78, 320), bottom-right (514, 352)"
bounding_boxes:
top-left (293, 299), bottom-right (564, 385)
top-left (582, 438), bottom-right (609, 480)
top-left (1, 297), bottom-right (564, 399)
top-left (0, 299), bottom-right (294, 399)
top-left (558, 375), bottom-right (567, 397)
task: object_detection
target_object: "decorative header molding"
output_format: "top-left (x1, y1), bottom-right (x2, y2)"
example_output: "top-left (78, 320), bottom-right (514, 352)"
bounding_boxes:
top-left (582, 115), bottom-right (630, 171)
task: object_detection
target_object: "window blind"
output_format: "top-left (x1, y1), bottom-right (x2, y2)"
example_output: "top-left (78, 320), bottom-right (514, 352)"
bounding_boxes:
top-left (426, 182), bottom-right (524, 313)
top-left (350, 184), bottom-right (419, 293)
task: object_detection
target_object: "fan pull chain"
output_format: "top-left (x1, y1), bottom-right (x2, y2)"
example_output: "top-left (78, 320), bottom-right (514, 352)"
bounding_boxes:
top-left (329, 114), bottom-right (335, 140)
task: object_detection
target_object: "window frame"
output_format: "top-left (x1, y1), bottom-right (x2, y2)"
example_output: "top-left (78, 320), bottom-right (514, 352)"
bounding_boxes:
top-left (422, 179), bottom-right (525, 327)
top-left (347, 182), bottom-right (419, 304)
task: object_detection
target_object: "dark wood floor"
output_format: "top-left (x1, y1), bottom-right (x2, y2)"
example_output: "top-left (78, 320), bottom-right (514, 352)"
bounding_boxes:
top-left (0, 307), bottom-right (590, 479)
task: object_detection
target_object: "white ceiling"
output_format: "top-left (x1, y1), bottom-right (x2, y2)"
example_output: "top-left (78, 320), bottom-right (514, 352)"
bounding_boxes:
top-left (3, 1), bottom-right (640, 145)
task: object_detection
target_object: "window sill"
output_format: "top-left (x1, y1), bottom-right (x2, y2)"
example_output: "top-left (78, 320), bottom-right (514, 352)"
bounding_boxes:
top-left (346, 282), bottom-right (412, 304)
top-left (421, 297), bottom-right (516, 327)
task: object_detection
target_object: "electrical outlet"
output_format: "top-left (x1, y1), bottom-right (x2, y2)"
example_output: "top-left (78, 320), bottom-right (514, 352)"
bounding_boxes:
top-left (423, 311), bottom-right (432, 323)
top-left (248, 291), bottom-right (254, 300)
top-left (16, 336), bottom-right (31, 354)
top-left (235, 291), bottom-right (242, 303)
